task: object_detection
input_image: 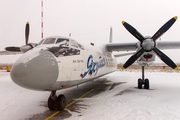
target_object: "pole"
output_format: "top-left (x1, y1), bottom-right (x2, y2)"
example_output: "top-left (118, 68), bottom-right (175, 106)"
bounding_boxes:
top-left (41, 0), bottom-right (43, 39)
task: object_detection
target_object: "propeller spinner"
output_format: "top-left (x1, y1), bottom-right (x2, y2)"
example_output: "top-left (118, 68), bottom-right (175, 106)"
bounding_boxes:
top-left (122, 16), bottom-right (178, 70)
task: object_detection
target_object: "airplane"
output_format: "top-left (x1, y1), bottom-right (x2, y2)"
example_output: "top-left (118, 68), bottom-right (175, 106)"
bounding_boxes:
top-left (2, 16), bottom-right (180, 111)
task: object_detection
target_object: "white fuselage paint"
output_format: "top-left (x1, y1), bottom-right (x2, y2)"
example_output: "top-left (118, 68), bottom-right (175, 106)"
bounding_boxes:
top-left (51, 44), bottom-right (117, 90)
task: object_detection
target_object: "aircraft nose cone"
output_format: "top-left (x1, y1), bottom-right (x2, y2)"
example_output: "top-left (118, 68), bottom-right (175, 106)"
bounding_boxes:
top-left (10, 49), bottom-right (59, 91)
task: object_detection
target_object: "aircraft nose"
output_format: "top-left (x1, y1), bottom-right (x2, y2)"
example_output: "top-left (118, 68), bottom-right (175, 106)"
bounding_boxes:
top-left (10, 49), bottom-right (59, 91)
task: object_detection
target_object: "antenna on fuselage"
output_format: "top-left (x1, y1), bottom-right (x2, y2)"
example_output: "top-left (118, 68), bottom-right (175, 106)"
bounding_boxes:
top-left (109, 27), bottom-right (113, 43)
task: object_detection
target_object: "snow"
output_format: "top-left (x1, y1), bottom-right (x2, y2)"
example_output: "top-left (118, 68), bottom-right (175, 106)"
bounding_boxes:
top-left (64, 71), bottom-right (180, 120)
top-left (1, 70), bottom-right (180, 120)
top-left (0, 70), bottom-right (49, 120)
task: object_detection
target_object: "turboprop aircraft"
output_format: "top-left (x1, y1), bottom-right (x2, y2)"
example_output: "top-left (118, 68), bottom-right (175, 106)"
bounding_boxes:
top-left (2, 16), bottom-right (180, 111)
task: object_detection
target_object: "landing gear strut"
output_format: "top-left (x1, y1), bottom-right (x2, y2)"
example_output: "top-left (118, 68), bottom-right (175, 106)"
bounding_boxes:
top-left (48, 90), bottom-right (66, 110)
top-left (138, 66), bottom-right (149, 89)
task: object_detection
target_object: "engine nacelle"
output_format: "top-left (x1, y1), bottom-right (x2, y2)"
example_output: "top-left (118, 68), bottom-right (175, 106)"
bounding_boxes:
top-left (20, 43), bottom-right (37, 53)
top-left (138, 51), bottom-right (155, 66)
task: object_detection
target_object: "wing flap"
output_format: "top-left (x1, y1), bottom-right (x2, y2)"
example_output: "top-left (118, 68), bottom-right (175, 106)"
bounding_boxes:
top-left (114, 52), bottom-right (135, 58)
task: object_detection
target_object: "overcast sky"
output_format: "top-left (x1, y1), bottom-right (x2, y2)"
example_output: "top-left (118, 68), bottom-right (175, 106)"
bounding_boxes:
top-left (0, 0), bottom-right (180, 62)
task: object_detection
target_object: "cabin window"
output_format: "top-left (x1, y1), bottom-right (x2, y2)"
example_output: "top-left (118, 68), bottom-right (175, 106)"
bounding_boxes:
top-left (56, 38), bottom-right (69, 46)
top-left (43, 38), bottom-right (56, 44)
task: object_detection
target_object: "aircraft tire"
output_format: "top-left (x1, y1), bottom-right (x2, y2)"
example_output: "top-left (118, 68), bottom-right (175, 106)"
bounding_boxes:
top-left (48, 97), bottom-right (56, 110)
top-left (144, 79), bottom-right (149, 89)
top-left (138, 78), bottom-right (142, 89)
top-left (57, 94), bottom-right (66, 111)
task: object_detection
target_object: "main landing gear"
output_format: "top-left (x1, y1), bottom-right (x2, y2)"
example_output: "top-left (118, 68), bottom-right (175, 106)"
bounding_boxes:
top-left (138, 66), bottom-right (149, 89)
top-left (48, 90), bottom-right (66, 110)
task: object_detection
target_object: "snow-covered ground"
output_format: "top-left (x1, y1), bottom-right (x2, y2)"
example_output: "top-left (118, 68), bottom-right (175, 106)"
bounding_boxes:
top-left (66, 71), bottom-right (180, 120)
top-left (1, 70), bottom-right (180, 120)
top-left (0, 70), bottom-right (49, 120)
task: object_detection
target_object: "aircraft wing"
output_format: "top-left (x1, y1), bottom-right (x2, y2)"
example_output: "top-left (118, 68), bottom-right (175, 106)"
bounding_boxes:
top-left (0, 51), bottom-right (22, 55)
top-left (114, 52), bottom-right (135, 57)
top-left (156, 41), bottom-right (180, 50)
top-left (106, 41), bottom-right (180, 52)
top-left (106, 41), bottom-right (180, 58)
top-left (106, 42), bottom-right (137, 51)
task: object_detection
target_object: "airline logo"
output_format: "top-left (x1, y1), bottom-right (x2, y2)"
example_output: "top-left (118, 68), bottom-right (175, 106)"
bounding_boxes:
top-left (82, 55), bottom-right (105, 78)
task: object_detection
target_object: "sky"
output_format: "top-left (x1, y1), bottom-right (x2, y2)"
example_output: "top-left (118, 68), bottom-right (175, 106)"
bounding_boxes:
top-left (0, 0), bottom-right (180, 63)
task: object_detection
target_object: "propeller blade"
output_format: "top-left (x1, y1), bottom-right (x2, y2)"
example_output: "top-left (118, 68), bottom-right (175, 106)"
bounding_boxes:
top-left (4, 22), bottom-right (31, 52)
top-left (153, 47), bottom-right (178, 70)
top-left (122, 21), bottom-right (145, 42)
top-left (4, 47), bottom-right (20, 52)
top-left (122, 48), bottom-right (145, 70)
top-left (25, 22), bottom-right (30, 45)
top-left (151, 16), bottom-right (177, 41)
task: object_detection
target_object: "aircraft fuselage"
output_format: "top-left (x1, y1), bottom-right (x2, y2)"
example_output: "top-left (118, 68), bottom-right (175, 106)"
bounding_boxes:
top-left (10, 36), bottom-right (117, 91)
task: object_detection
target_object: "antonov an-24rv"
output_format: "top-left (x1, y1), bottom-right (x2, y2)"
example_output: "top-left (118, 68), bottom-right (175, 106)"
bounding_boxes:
top-left (2, 16), bottom-right (180, 110)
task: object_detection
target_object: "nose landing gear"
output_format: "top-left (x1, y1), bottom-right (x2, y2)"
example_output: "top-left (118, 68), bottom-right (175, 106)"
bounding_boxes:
top-left (138, 66), bottom-right (149, 89)
top-left (48, 90), bottom-right (66, 111)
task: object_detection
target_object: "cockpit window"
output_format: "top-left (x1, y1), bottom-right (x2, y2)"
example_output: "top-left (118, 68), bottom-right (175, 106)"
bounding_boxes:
top-left (38, 39), bottom-right (44, 45)
top-left (70, 40), bottom-right (79, 48)
top-left (69, 40), bottom-right (85, 50)
top-left (56, 38), bottom-right (69, 46)
top-left (42, 38), bottom-right (56, 44)
top-left (38, 38), bottom-right (85, 50)
top-left (77, 43), bottom-right (85, 50)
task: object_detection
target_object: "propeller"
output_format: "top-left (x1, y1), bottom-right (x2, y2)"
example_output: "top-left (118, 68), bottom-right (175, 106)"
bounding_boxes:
top-left (25, 22), bottom-right (30, 45)
top-left (5, 22), bottom-right (30, 52)
top-left (122, 16), bottom-right (178, 70)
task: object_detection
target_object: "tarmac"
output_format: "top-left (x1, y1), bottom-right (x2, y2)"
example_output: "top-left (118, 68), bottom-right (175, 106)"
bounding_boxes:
top-left (25, 77), bottom-right (122, 120)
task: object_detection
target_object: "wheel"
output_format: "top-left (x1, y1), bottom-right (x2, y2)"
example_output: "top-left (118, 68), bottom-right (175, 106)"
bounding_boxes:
top-left (57, 94), bottom-right (66, 111)
top-left (48, 97), bottom-right (56, 110)
top-left (144, 79), bottom-right (149, 89)
top-left (138, 78), bottom-right (142, 89)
